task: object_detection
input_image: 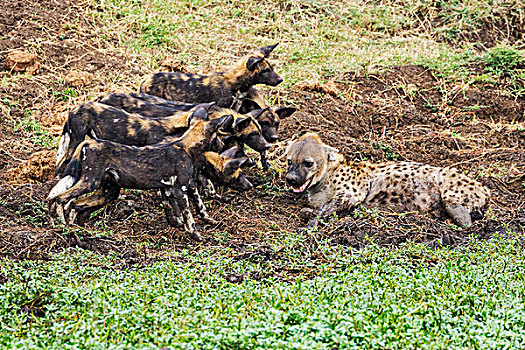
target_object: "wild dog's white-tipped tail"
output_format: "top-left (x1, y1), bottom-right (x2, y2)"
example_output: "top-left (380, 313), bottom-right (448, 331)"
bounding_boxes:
top-left (47, 175), bottom-right (76, 200)
top-left (56, 132), bottom-right (70, 166)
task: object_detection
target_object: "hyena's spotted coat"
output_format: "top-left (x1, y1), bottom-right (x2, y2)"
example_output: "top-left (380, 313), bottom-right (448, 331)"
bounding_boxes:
top-left (285, 133), bottom-right (490, 229)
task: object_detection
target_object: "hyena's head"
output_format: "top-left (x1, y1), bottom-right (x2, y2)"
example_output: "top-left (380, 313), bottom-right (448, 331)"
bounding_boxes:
top-left (237, 90), bottom-right (296, 143)
top-left (227, 44), bottom-right (283, 88)
top-left (202, 151), bottom-right (253, 191)
top-left (285, 133), bottom-right (340, 193)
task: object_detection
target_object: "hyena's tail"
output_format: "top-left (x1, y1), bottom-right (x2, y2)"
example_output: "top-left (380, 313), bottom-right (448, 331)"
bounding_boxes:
top-left (48, 143), bottom-right (84, 200)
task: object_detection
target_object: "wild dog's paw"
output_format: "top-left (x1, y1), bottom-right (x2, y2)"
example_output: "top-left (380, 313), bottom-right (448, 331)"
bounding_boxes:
top-left (202, 215), bottom-right (219, 225)
top-left (188, 230), bottom-right (203, 242)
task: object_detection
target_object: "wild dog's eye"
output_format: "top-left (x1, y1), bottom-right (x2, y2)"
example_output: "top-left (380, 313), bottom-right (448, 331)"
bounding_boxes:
top-left (303, 160), bottom-right (314, 168)
top-left (260, 68), bottom-right (272, 74)
top-left (259, 121), bottom-right (270, 127)
top-left (287, 159), bottom-right (292, 166)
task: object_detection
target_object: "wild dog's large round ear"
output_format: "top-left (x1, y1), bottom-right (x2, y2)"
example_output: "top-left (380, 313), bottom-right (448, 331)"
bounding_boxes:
top-left (214, 114), bottom-right (235, 132)
top-left (220, 145), bottom-right (241, 159)
top-left (246, 56), bottom-right (264, 71)
top-left (248, 107), bottom-right (270, 119)
top-left (259, 43), bottom-right (278, 57)
top-left (238, 99), bottom-right (262, 114)
top-left (187, 105), bottom-right (209, 127)
top-left (274, 107), bottom-right (296, 119)
top-left (224, 157), bottom-right (248, 174)
top-left (324, 145), bottom-right (339, 161)
top-left (233, 116), bottom-right (252, 132)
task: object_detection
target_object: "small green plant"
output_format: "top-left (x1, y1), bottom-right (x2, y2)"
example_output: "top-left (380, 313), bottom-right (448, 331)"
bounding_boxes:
top-left (373, 142), bottom-right (400, 161)
top-left (13, 118), bottom-right (58, 149)
top-left (484, 47), bottom-right (524, 75)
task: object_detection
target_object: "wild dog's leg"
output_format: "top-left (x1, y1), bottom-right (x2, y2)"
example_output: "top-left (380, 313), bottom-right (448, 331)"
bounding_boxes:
top-left (197, 173), bottom-right (219, 199)
top-left (444, 204), bottom-right (472, 228)
top-left (171, 186), bottom-right (202, 242)
top-left (260, 150), bottom-right (269, 170)
top-left (303, 198), bottom-right (344, 231)
top-left (188, 179), bottom-right (217, 225)
top-left (160, 189), bottom-right (184, 227)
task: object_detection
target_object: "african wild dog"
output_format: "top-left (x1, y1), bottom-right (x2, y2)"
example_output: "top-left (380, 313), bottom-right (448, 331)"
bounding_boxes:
top-left (139, 44), bottom-right (283, 107)
top-left (55, 149), bottom-right (253, 226)
top-left (55, 102), bottom-right (269, 177)
top-left (55, 102), bottom-right (214, 176)
top-left (96, 92), bottom-right (195, 118)
top-left (97, 90), bottom-right (291, 168)
top-left (234, 87), bottom-right (296, 168)
top-left (285, 133), bottom-right (490, 229)
top-left (48, 115), bottom-right (233, 241)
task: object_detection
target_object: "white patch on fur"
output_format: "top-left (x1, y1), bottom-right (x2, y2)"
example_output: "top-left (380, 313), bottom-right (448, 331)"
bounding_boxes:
top-left (161, 176), bottom-right (177, 186)
top-left (106, 169), bottom-right (120, 182)
top-left (82, 147), bottom-right (87, 161)
top-left (56, 132), bottom-right (70, 165)
top-left (89, 129), bottom-right (98, 139)
top-left (47, 176), bottom-right (76, 200)
top-left (181, 185), bottom-right (187, 192)
top-left (113, 118), bottom-right (119, 123)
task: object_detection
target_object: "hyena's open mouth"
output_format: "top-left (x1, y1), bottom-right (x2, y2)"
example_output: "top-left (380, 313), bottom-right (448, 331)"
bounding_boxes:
top-left (292, 176), bottom-right (313, 193)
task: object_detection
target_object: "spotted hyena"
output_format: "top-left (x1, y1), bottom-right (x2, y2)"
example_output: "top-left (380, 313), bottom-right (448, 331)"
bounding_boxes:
top-left (285, 133), bottom-right (490, 229)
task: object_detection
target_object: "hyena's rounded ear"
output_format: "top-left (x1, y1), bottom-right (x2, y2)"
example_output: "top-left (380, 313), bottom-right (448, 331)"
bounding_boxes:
top-left (246, 57), bottom-right (264, 71)
top-left (233, 116), bottom-right (252, 132)
top-left (275, 107), bottom-right (296, 119)
top-left (259, 43), bottom-right (278, 58)
top-left (324, 145), bottom-right (339, 161)
top-left (238, 99), bottom-right (262, 114)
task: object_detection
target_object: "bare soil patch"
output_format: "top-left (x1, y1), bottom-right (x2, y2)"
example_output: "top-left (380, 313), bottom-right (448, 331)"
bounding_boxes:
top-left (1, 0), bottom-right (524, 264)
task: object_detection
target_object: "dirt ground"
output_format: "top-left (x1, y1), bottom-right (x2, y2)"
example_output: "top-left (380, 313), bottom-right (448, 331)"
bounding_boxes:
top-left (1, 0), bottom-right (524, 264)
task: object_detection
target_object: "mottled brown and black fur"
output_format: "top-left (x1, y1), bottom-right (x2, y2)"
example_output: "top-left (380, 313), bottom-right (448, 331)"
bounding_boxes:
top-left (96, 92), bottom-right (196, 118)
top-left (48, 115), bottom-right (234, 241)
top-left (285, 133), bottom-right (490, 229)
top-left (55, 102), bottom-right (213, 176)
top-left (139, 44), bottom-right (283, 107)
top-left (234, 87), bottom-right (296, 168)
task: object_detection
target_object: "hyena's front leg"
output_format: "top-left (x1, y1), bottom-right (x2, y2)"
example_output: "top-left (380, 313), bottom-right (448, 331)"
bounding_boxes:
top-left (303, 198), bottom-right (344, 231)
top-left (188, 179), bottom-right (217, 225)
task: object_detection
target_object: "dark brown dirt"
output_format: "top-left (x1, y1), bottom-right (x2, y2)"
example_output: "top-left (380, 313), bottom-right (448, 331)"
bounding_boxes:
top-left (1, 0), bottom-right (524, 264)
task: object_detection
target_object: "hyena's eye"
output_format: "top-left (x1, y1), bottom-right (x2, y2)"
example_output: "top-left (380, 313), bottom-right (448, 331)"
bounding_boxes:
top-left (303, 160), bottom-right (314, 168)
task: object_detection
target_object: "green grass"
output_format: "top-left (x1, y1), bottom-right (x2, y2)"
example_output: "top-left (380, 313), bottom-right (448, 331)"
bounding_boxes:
top-left (2, 233), bottom-right (525, 349)
top-left (89, 0), bottom-right (524, 93)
